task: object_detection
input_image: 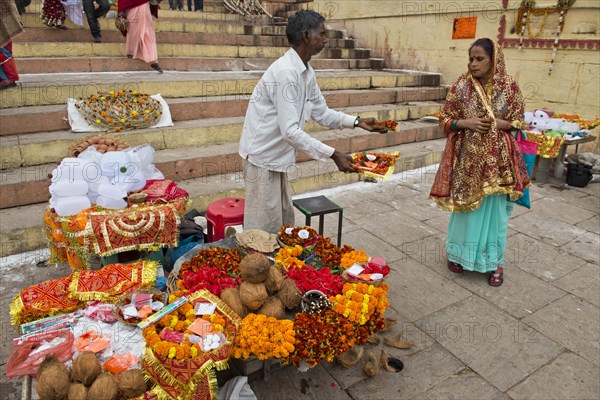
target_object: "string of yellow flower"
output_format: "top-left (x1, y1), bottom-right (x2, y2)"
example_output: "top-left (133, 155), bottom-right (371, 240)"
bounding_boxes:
top-left (231, 314), bottom-right (295, 360)
top-left (330, 283), bottom-right (389, 325)
top-left (274, 245), bottom-right (305, 270)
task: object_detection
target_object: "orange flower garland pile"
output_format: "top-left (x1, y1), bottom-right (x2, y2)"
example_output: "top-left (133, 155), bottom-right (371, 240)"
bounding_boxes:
top-left (331, 283), bottom-right (389, 325)
top-left (274, 245), bottom-right (305, 270)
top-left (231, 314), bottom-right (295, 360)
top-left (340, 250), bottom-right (369, 269)
top-left (142, 302), bottom-right (227, 360)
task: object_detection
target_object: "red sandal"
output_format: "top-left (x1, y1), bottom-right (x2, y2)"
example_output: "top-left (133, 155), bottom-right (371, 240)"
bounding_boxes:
top-left (448, 261), bottom-right (464, 273)
top-left (488, 267), bottom-right (504, 287)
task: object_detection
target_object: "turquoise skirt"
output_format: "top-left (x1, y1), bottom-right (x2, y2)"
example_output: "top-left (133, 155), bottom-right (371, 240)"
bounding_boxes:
top-left (446, 195), bottom-right (514, 273)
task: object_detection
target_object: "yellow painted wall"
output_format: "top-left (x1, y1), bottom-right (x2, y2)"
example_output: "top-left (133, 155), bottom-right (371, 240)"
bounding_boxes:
top-left (311, 0), bottom-right (600, 122)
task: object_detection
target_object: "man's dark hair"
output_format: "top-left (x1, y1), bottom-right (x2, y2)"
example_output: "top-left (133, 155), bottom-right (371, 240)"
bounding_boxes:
top-left (286, 10), bottom-right (326, 46)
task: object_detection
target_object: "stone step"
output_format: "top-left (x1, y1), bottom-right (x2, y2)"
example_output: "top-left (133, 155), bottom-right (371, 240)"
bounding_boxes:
top-left (14, 56), bottom-right (368, 75)
top-left (0, 137), bottom-right (446, 257)
top-left (1, 69), bottom-right (441, 108)
top-left (0, 101), bottom-right (443, 170)
top-left (11, 41), bottom-right (368, 61)
top-left (24, 2), bottom-right (230, 16)
top-left (0, 120), bottom-right (443, 209)
top-left (14, 28), bottom-right (291, 47)
top-left (20, 12), bottom-right (286, 35)
top-left (15, 27), bottom-right (355, 50)
top-left (0, 86), bottom-right (447, 136)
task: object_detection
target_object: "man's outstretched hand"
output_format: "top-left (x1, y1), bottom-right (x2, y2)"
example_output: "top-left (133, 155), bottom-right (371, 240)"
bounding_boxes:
top-left (357, 117), bottom-right (388, 133)
top-left (331, 150), bottom-right (356, 173)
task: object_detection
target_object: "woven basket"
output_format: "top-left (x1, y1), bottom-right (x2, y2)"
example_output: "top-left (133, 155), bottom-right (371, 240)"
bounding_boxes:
top-left (113, 288), bottom-right (167, 326)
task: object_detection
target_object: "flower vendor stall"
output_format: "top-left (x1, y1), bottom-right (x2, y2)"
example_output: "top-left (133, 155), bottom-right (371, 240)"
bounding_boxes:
top-left (522, 110), bottom-right (599, 180)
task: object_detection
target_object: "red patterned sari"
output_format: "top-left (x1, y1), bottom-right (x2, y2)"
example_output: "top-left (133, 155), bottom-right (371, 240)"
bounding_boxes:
top-left (430, 39), bottom-right (530, 212)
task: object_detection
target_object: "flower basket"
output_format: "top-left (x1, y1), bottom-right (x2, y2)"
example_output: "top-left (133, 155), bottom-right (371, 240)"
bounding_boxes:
top-left (351, 151), bottom-right (400, 181)
top-left (277, 226), bottom-right (320, 248)
top-left (113, 288), bottom-right (167, 326)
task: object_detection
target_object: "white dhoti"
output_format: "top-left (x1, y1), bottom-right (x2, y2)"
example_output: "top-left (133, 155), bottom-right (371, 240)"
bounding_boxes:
top-left (243, 160), bottom-right (294, 233)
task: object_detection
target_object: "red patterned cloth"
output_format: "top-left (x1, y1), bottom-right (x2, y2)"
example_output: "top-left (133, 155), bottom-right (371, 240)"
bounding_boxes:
top-left (142, 180), bottom-right (189, 204)
top-left (430, 38), bottom-right (530, 212)
top-left (69, 261), bottom-right (158, 302)
top-left (87, 202), bottom-right (181, 257)
top-left (10, 275), bottom-right (80, 325)
top-left (45, 199), bottom-right (187, 270)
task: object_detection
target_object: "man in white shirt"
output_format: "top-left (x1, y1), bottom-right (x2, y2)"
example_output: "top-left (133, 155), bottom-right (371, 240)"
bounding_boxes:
top-left (239, 9), bottom-right (386, 233)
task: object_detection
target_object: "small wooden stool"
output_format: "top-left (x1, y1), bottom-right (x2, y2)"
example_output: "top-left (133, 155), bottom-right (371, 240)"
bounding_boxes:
top-left (293, 195), bottom-right (343, 247)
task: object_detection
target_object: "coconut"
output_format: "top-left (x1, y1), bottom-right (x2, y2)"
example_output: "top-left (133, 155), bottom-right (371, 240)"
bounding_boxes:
top-left (239, 253), bottom-right (271, 283)
top-left (257, 296), bottom-right (285, 319)
top-left (67, 383), bottom-right (87, 400)
top-left (87, 373), bottom-right (118, 400)
top-left (220, 287), bottom-right (247, 318)
top-left (238, 281), bottom-right (268, 310)
top-left (117, 369), bottom-right (146, 399)
top-left (277, 279), bottom-right (301, 309)
top-left (71, 352), bottom-right (102, 387)
top-left (35, 358), bottom-right (70, 400)
top-left (264, 266), bottom-right (284, 295)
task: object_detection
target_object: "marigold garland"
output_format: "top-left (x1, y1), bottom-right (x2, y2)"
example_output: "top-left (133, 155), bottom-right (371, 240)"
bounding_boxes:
top-left (274, 245), bottom-right (305, 270)
top-left (231, 314), bottom-right (295, 360)
top-left (330, 283), bottom-right (389, 325)
top-left (340, 250), bottom-right (369, 269)
top-left (179, 247), bottom-right (241, 277)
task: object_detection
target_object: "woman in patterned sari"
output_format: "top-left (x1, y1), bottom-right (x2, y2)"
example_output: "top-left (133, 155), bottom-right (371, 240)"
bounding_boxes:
top-left (430, 38), bottom-right (530, 287)
top-left (41, 0), bottom-right (67, 28)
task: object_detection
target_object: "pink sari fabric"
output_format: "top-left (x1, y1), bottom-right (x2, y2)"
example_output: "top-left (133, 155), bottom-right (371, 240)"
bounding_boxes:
top-left (126, 4), bottom-right (158, 64)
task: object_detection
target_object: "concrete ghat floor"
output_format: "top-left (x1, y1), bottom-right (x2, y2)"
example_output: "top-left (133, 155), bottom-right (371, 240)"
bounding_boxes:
top-left (1, 167), bottom-right (598, 400)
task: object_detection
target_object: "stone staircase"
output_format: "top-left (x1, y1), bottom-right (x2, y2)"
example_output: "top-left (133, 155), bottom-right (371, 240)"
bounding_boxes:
top-left (0, 3), bottom-right (448, 257)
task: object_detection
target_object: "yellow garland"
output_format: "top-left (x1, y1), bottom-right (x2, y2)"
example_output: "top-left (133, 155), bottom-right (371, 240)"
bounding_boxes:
top-left (330, 283), bottom-right (389, 325)
top-left (274, 245), bottom-right (305, 270)
top-left (231, 314), bottom-right (295, 360)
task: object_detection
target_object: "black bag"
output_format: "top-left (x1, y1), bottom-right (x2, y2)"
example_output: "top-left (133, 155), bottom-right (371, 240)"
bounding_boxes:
top-left (164, 209), bottom-right (205, 272)
top-left (566, 162), bottom-right (593, 187)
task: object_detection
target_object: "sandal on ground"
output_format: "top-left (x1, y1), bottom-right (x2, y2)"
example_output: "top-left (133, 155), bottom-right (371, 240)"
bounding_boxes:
top-left (150, 63), bottom-right (163, 73)
top-left (127, 54), bottom-right (133, 58)
top-left (447, 261), bottom-right (464, 273)
top-left (488, 267), bottom-right (504, 287)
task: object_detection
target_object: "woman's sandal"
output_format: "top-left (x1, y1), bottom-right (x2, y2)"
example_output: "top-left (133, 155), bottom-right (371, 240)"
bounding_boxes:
top-left (448, 261), bottom-right (464, 273)
top-left (150, 63), bottom-right (163, 73)
top-left (488, 267), bottom-right (504, 287)
top-left (127, 54), bottom-right (133, 58)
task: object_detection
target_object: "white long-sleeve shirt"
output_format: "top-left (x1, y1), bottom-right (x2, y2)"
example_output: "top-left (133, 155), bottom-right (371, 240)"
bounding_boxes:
top-left (239, 48), bottom-right (357, 172)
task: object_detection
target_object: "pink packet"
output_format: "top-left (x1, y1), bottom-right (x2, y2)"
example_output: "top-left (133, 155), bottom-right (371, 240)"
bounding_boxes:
top-left (160, 328), bottom-right (184, 344)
